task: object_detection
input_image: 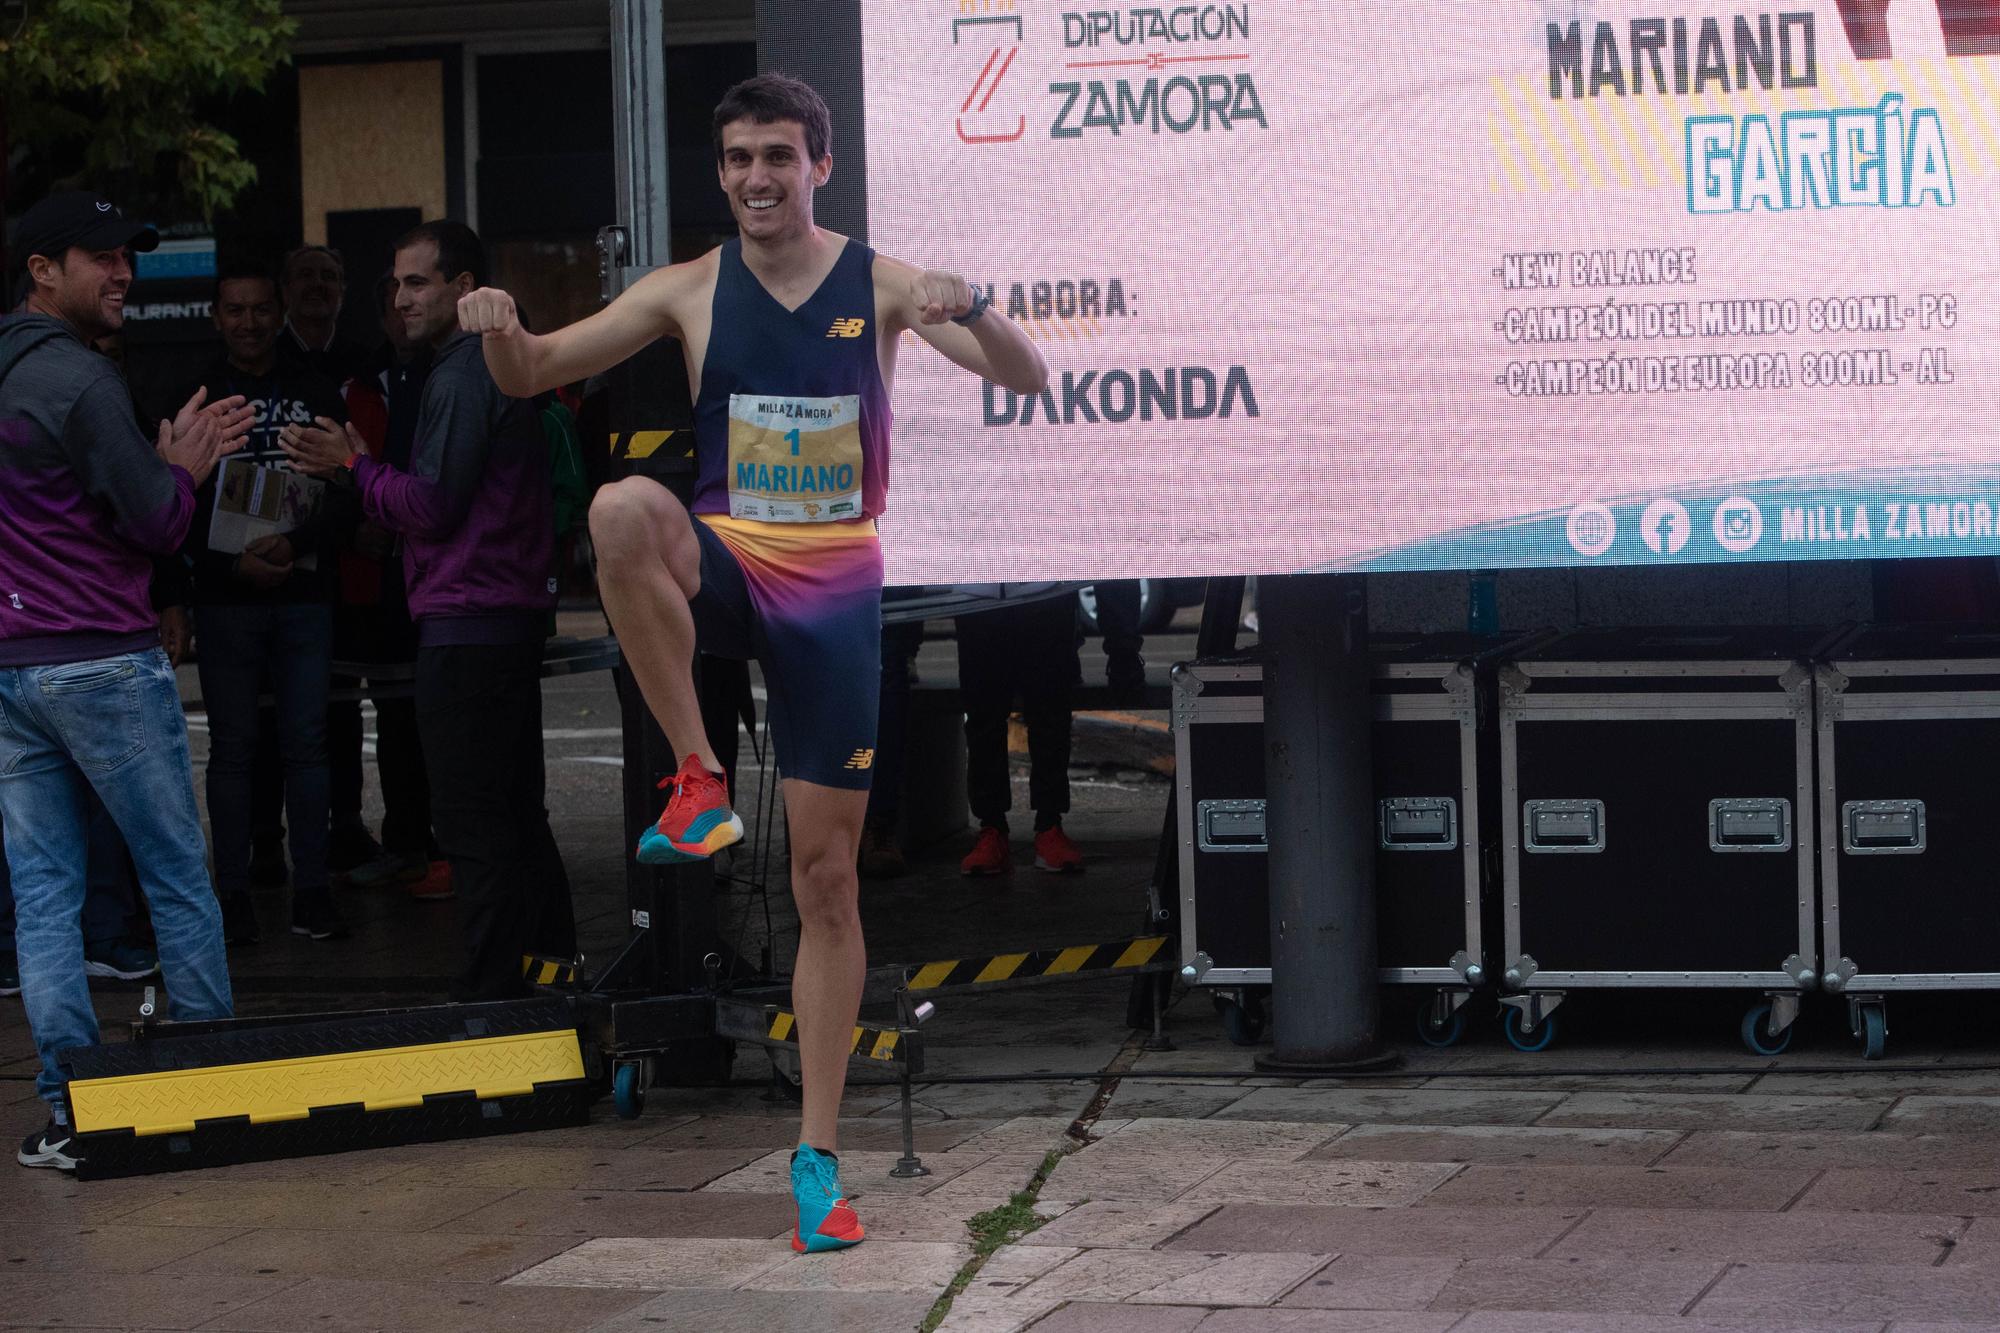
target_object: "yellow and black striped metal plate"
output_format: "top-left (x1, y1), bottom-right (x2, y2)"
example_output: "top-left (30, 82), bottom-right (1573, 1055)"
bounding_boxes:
top-left (521, 955), bottom-right (580, 987)
top-left (764, 1009), bottom-right (905, 1064)
top-left (904, 936), bottom-right (1168, 994)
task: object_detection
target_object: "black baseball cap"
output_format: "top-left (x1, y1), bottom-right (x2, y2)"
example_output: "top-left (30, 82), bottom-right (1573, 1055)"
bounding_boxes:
top-left (14, 191), bottom-right (159, 262)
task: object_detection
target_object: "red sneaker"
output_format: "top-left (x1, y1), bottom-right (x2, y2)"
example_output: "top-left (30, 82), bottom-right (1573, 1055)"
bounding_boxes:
top-left (638, 754), bottom-right (744, 864)
top-left (408, 860), bottom-right (454, 901)
top-left (1033, 825), bottom-right (1084, 873)
top-left (959, 826), bottom-right (1012, 876)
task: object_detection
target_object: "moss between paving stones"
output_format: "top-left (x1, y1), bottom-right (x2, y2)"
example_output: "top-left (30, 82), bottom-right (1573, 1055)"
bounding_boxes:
top-left (920, 1147), bottom-right (1069, 1333)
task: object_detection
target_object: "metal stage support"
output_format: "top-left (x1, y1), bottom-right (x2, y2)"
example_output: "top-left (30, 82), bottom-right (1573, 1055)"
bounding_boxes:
top-left (1255, 574), bottom-right (1393, 1072)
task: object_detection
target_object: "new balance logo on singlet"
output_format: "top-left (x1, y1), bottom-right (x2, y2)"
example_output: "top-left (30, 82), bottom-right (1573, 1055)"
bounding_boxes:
top-left (844, 749), bottom-right (875, 770)
top-left (826, 318), bottom-right (866, 339)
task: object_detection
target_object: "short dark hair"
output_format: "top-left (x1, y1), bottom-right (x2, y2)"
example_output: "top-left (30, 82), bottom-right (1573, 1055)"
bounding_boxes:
top-left (213, 260), bottom-right (278, 306)
top-left (281, 244), bottom-right (344, 284)
top-left (712, 72), bottom-right (832, 165)
top-left (394, 220), bottom-right (486, 289)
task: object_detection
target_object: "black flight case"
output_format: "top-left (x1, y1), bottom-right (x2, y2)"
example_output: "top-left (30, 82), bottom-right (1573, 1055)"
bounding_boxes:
top-left (1169, 632), bottom-right (1544, 1047)
top-left (1496, 627), bottom-right (1837, 1054)
top-left (1816, 624), bottom-right (2000, 1059)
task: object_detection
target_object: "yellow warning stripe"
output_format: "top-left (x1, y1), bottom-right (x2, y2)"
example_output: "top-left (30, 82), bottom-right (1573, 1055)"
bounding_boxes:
top-left (1046, 945), bottom-right (1095, 976)
top-left (761, 1010), bottom-right (903, 1062)
top-left (1113, 937), bottom-right (1165, 970)
top-left (909, 961), bottom-right (956, 991)
top-left (975, 952), bottom-right (1029, 984)
top-left (903, 937), bottom-right (1170, 993)
top-left (68, 1029), bottom-right (586, 1137)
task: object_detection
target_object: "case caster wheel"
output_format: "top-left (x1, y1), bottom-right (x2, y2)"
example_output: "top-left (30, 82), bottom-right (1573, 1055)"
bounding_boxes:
top-left (612, 1061), bottom-right (645, 1120)
top-left (1416, 1006), bottom-right (1465, 1048)
top-left (1501, 1010), bottom-right (1557, 1053)
top-left (1213, 991), bottom-right (1266, 1046)
top-left (1855, 1002), bottom-right (1887, 1061)
top-left (1740, 1002), bottom-right (1793, 1057)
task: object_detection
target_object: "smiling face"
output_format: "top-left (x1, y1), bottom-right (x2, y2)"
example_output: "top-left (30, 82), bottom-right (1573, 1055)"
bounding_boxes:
top-left (214, 276), bottom-right (283, 372)
top-left (717, 118), bottom-right (829, 245)
top-left (28, 246), bottom-right (133, 341)
top-left (282, 249), bottom-right (344, 324)
top-left (392, 239), bottom-right (470, 349)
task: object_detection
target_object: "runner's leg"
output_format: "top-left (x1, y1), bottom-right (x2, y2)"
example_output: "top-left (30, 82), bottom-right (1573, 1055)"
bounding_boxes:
top-left (588, 478), bottom-right (721, 771)
top-left (782, 777), bottom-right (870, 1152)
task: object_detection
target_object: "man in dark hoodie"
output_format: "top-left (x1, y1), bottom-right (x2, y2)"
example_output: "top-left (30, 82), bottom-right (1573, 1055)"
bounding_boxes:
top-left (284, 220), bottom-right (573, 1001)
top-left (184, 260), bottom-right (352, 944)
top-left (0, 190), bottom-right (251, 1169)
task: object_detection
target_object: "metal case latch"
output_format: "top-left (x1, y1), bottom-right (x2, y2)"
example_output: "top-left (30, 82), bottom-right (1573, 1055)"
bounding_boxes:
top-left (1196, 799), bottom-right (1267, 853)
top-left (1709, 798), bottom-right (1792, 853)
top-left (1524, 799), bottom-right (1605, 853)
top-left (1378, 797), bottom-right (1458, 852)
top-left (1842, 800), bottom-right (1926, 855)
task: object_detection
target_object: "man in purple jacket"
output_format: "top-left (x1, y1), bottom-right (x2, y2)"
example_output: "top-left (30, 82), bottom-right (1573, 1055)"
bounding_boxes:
top-left (0, 191), bottom-right (252, 1169)
top-left (284, 221), bottom-right (573, 1001)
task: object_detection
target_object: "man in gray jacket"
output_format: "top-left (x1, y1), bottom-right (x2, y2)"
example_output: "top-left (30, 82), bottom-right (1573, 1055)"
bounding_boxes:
top-left (0, 191), bottom-right (252, 1169)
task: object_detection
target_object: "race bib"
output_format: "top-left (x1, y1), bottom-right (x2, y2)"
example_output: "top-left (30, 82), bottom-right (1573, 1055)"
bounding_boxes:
top-left (726, 394), bottom-right (865, 523)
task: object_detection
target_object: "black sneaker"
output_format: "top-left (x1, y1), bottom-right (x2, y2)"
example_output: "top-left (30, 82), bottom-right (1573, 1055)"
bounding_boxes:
top-left (83, 940), bottom-right (159, 981)
top-left (248, 840), bottom-right (289, 889)
top-left (220, 891), bottom-right (260, 946)
top-left (327, 822), bottom-right (384, 875)
top-left (291, 893), bottom-right (351, 941)
top-left (18, 1121), bottom-right (77, 1171)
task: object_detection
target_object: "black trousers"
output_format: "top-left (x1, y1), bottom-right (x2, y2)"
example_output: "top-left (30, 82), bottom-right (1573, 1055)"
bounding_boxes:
top-left (956, 596), bottom-right (1078, 831)
top-left (330, 604), bottom-right (433, 858)
top-left (416, 641), bottom-right (575, 1000)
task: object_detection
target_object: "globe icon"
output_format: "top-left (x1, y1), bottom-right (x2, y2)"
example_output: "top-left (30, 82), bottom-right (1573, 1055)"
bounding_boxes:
top-left (1574, 511), bottom-right (1611, 546)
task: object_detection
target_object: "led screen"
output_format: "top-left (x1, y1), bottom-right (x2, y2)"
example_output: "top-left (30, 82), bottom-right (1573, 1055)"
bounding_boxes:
top-left (858, 1), bottom-right (1998, 582)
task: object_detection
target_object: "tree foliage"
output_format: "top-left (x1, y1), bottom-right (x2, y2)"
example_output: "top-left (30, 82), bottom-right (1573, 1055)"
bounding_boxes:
top-left (0, 0), bottom-right (295, 219)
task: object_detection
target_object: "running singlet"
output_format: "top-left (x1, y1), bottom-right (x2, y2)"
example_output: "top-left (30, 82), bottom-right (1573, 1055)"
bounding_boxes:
top-left (691, 236), bottom-right (893, 520)
top-left (682, 236), bottom-right (889, 790)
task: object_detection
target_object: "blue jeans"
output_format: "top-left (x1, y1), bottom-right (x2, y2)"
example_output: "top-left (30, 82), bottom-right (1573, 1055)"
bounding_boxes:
top-left (0, 799), bottom-right (142, 954)
top-left (195, 603), bottom-right (333, 896)
top-left (0, 649), bottom-right (233, 1107)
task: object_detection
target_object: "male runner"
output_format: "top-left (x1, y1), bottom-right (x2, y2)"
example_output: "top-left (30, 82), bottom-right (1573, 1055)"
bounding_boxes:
top-left (457, 73), bottom-right (1048, 1252)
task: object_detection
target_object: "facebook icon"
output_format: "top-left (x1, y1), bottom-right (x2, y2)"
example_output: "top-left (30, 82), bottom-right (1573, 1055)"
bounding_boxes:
top-left (1641, 498), bottom-right (1692, 555)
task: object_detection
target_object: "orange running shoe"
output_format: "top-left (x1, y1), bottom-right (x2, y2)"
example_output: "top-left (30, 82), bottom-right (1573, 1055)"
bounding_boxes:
top-left (1033, 824), bottom-right (1084, 873)
top-left (637, 754), bottom-right (744, 864)
top-left (959, 825), bottom-right (1012, 876)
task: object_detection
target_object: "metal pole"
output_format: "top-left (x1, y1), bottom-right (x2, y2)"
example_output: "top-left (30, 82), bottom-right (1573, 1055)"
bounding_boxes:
top-left (610, 0), bottom-right (670, 268)
top-left (1255, 573), bottom-right (1393, 1072)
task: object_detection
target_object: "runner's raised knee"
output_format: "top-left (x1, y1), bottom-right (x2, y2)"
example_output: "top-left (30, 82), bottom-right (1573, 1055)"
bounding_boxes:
top-left (590, 477), bottom-right (693, 567)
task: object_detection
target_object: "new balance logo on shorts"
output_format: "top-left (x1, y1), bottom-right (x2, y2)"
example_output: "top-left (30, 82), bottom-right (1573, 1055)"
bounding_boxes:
top-left (843, 748), bottom-right (874, 770)
top-left (826, 317), bottom-right (866, 339)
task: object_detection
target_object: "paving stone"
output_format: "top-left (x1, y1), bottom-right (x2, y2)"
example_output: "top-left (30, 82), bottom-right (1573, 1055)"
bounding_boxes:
top-left (0, 1220), bottom-right (241, 1274)
top-left (976, 1242), bottom-right (1082, 1288)
top-left (1278, 1255), bottom-right (1463, 1310)
top-left (835, 1194), bottom-right (1067, 1244)
top-left (170, 1228), bottom-right (580, 1282)
top-left (505, 1236), bottom-right (792, 1289)
top-left (1165, 1204), bottom-right (1588, 1259)
top-left (1430, 1257), bottom-right (1725, 1313)
top-left (1419, 1163), bottom-right (1813, 1211)
top-left (1128, 1251), bottom-right (1331, 1305)
top-left (1752, 1070), bottom-right (2000, 1097)
top-left (1105, 1081), bottom-right (1281, 1119)
top-left (1028, 1304), bottom-right (1207, 1332)
top-left (437, 1186), bottom-right (794, 1238)
top-left (591, 1288), bottom-right (934, 1332)
top-left (1796, 1168), bottom-right (2000, 1216)
top-left (0, 1271), bottom-right (289, 1329)
top-left (1659, 1129), bottom-right (2000, 1171)
top-left (1423, 1073), bottom-right (1760, 1093)
top-left (1179, 1159), bottom-right (1461, 1208)
top-left (1945, 1217), bottom-right (2000, 1265)
top-left (200, 1275), bottom-right (656, 1332)
top-left (922, 1152), bottom-right (1065, 1204)
top-left (1195, 1311), bottom-right (1462, 1332)
top-left (702, 1147), bottom-right (990, 1197)
top-left (1038, 1148), bottom-right (1229, 1203)
top-left (384, 1147), bottom-right (758, 1191)
top-left (954, 1115), bottom-right (1106, 1156)
top-left (1550, 1207), bottom-right (1965, 1264)
top-left (894, 1079), bottom-right (1098, 1120)
top-left (1307, 1123), bottom-right (1680, 1166)
top-left (1215, 1087), bottom-right (1564, 1126)
top-left (1012, 1248), bottom-right (1218, 1302)
top-left (1885, 1098), bottom-right (2000, 1135)
top-left (1536, 1091), bottom-right (1895, 1132)
top-left (1447, 1316), bottom-right (1883, 1333)
top-left (738, 1240), bottom-right (968, 1295)
top-left (1090, 1117), bottom-right (1348, 1161)
top-left (646, 1115), bottom-right (1002, 1155)
top-left (1020, 1201), bottom-right (1221, 1250)
top-left (112, 1180), bottom-right (514, 1231)
top-left (1695, 1261), bottom-right (2000, 1322)
top-left (1892, 1324), bottom-right (2000, 1332)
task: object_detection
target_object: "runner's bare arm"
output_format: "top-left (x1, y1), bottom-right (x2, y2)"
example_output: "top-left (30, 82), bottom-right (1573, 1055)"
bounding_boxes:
top-left (878, 255), bottom-right (1048, 396)
top-left (459, 258), bottom-right (708, 397)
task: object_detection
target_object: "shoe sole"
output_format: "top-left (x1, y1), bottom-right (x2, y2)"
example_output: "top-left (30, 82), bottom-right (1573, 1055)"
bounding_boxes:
top-left (17, 1146), bottom-right (76, 1170)
top-left (290, 926), bottom-right (350, 941)
top-left (636, 811), bottom-right (744, 865)
top-left (1033, 858), bottom-right (1084, 873)
top-left (82, 960), bottom-right (160, 981)
top-left (0, 986), bottom-right (19, 998)
top-left (791, 1230), bottom-right (865, 1253)
top-left (960, 864), bottom-right (1011, 876)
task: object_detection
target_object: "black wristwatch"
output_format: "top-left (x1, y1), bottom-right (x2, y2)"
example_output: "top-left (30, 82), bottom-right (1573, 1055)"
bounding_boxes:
top-left (950, 285), bottom-right (993, 327)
